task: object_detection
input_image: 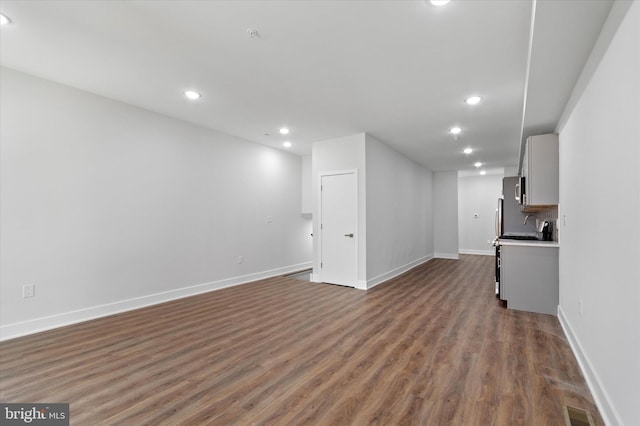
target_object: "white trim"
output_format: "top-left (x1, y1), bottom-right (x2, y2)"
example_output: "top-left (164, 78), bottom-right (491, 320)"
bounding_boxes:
top-left (318, 169), bottom-right (359, 287)
top-left (0, 262), bottom-right (311, 342)
top-left (434, 253), bottom-right (460, 260)
top-left (311, 276), bottom-right (365, 290)
top-left (517, 0), bottom-right (537, 175)
top-left (557, 306), bottom-right (621, 426)
top-left (365, 255), bottom-right (433, 290)
top-left (458, 249), bottom-right (494, 256)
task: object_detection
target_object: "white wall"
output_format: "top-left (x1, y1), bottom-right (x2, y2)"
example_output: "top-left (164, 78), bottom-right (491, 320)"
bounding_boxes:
top-left (433, 171), bottom-right (459, 259)
top-left (0, 68), bottom-right (312, 340)
top-left (365, 134), bottom-right (433, 288)
top-left (311, 133), bottom-right (433, 289)
top-left (311, 134), bottom-right (367, 287)
top-left (301, 155), bottom-right (312, 215)
top-left (556, 2), bottom-right (639, 425)
top-left (457, 173), bottom-right (503, 255)
top-left (504, 166), bottom-right (519, 176)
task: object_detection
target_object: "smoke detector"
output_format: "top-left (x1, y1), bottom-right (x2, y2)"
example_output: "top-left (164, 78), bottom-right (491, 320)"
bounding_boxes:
top-left (247, 28), bottom-right (259, 38)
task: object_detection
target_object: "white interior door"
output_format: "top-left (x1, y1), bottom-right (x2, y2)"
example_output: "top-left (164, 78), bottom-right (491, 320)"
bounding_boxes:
top-left (320, 172), bottom-right (357, 287)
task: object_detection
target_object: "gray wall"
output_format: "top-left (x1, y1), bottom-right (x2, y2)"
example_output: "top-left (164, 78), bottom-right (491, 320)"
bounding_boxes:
top-left (0, 68), bottom-right (312, 339)
top-left (556, 2), bottom-right (639, 425)
top-left (301, 155), bottom-right (312, 215)
top-left (365, 134), bottom-right (433, 287)
top-left (433, 171), bottom-right (459, 258)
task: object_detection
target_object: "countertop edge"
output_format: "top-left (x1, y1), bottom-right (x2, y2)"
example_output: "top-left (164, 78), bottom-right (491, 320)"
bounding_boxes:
top-left (498, 240), bottom-right (560, 248)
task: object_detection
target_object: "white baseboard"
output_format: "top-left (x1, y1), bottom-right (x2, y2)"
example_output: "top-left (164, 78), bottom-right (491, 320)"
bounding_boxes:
top-left (557, 306), bottom-right (621, 426)
top-left (434, 253), bottom-right (459, 259)
top-left (355, 280), bottom-right (367, 290)
top-left (309, 273), bottom-right (366, 290)
top-left (458, 249), bottom-right (494, 256)
top-left (365, 255), bottom-right (434, 290)
top-left (0, 262), bottom-right (312, 342)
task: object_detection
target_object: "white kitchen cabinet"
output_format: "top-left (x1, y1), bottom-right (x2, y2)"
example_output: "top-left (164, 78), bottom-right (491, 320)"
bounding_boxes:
top-left (500, 242), bottom-right (559, 316)
top-left (522, 134), bottom-right (559, 207)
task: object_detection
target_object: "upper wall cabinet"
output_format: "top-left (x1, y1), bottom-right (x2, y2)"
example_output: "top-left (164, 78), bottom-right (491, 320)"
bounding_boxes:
top-left (521, 134), bottom-right (559, 209)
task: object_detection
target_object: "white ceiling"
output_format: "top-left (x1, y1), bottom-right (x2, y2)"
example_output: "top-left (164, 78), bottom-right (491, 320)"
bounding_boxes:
top-left (0, 0), bottom-right (613, 172)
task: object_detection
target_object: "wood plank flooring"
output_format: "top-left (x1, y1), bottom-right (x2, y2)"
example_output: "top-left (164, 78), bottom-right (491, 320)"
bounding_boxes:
top-left (0, 255), bottom-right (602, 425)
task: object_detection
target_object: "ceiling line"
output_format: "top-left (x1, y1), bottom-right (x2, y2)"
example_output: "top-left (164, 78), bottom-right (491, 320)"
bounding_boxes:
top-left (517, 0), bottom-right (537, 176)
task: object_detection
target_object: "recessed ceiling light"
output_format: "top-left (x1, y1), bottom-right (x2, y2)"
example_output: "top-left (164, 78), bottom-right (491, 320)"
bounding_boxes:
top-left (474, 162), bottom-right (482, 168)
top-left (0, 13), bottom-right (11, 25)
top-left (463, 147), bottom-right (473, 154)
top-left (430, 0), bottom-right (450, 5)
top-left (283, 141), bottom-right (292, 148)
top-left (279, 127), bottom-right (290, 135)
top-left (184, 90), bottom-right (201, 100)
top-left (465, 96), bottom-right (482, 105)
top-left (450, 127), bottom-right (462, 135)
top-left (480, 170), bottom-right (487, 175)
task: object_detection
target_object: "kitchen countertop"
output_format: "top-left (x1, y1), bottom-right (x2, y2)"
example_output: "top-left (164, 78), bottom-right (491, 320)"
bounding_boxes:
top-left (498, 239), bottom-right (560, 248)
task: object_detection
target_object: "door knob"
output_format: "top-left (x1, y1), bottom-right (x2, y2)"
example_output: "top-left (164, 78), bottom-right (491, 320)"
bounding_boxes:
top-left (344, 233), bottom-right (354, 238)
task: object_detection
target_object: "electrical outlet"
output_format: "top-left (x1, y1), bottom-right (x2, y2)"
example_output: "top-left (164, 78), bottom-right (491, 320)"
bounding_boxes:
top-left (237, 256), bottom-right (244, 264)
top-left (23, 284), bottom-right (35, 298)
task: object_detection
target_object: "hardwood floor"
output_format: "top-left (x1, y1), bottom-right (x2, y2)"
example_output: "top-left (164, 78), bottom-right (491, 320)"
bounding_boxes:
top-left (0, 255), bottom-right (602, 425)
